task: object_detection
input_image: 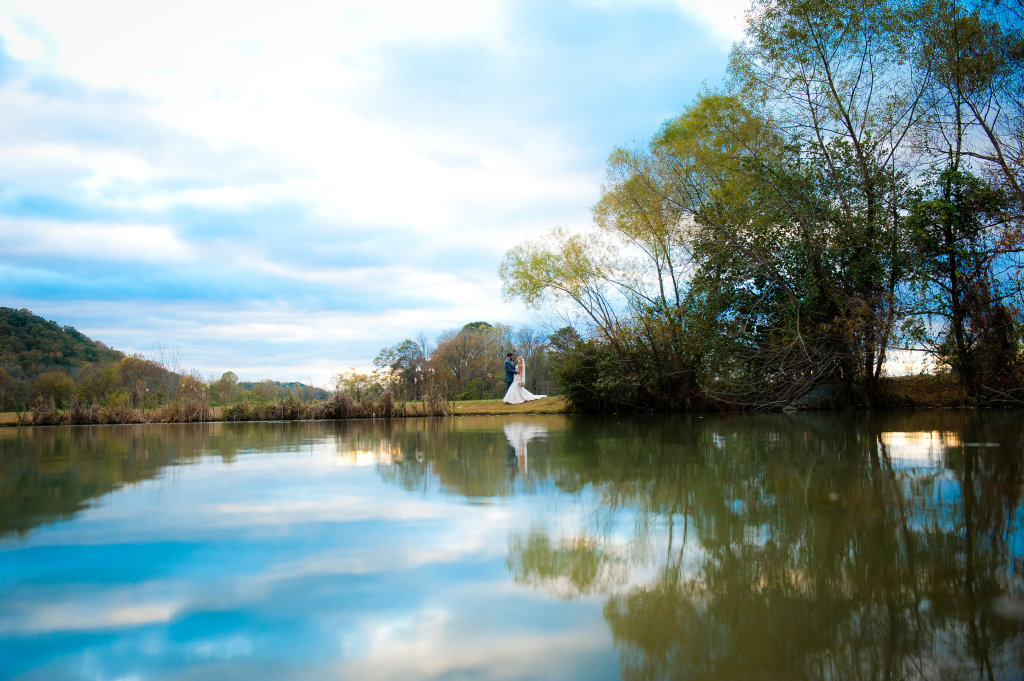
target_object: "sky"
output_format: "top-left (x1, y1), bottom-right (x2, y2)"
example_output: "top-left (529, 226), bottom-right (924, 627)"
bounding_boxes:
top-left (0, 0), bottom-right (747, 388)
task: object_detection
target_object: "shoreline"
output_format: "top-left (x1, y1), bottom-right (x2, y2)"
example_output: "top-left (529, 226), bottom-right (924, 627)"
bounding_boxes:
top-left (0, 396), bottom-right (573, 427)
top-left (0, 375), bottom-right (987, 427)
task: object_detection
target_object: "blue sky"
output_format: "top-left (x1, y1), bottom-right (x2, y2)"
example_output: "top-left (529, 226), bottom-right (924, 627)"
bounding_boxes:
top-left (0, 0), bottom-right (745, 387)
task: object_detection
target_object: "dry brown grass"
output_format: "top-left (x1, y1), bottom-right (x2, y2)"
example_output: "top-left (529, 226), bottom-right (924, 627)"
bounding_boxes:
top-left (878, 374), bottom-right (970, 408)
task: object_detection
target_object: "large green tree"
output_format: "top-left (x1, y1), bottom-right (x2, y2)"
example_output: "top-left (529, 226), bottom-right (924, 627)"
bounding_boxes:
top-left (374, 339), bottom-right (427, 400)
top-left (906, 0), bottom-right (1024, 399)
top-left (501, 0), bottom-right (1023, 411)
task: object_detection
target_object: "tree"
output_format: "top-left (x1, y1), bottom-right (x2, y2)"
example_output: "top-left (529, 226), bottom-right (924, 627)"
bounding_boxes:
top-left (916, 0), bottom-right (1024, 204)
top-left (175, 374), bottom-right (206, 401)
top-left (501, 228), bottom-right (623, 338)
top-left (209, 371), bottom-right (241, 405)
top-left (31, 370), bottom-right (76, 409)
top-left (117, 354), bottom-right (168, 407)
top-left (0, 366), bottom-right (12, 409)
top-left (503, 92), bottom-right (833, 408)
top-left (0, 366), bottom-right (13, 410)
top-left (250, 379), bottom-right (280, 402)
top-left (430, 324), bottom-right (511, 400)
top-left (77, 363), bottom-right (120, 404)
top-left (500, 0), bottom-right (1023, 411)
top-left (908, 168), bottom-right (1019, 396)
top-left (733, 0), bottom-right (926, 398)
top-left (548, 326), bottom-right (582, 354)
top-left (904, 0), bottom-right (1024, 398)
top-left (373, 340), bottom-right (426, 400)
top-left (333, 370), bottom-right (384, 402)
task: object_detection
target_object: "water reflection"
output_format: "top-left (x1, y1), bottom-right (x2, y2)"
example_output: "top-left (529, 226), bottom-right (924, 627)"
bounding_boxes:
top-left (504, 421), bottom-right (547, 474)
top-left (0, 412), bottom-right (1021, 680)
top-left (503, 412), bottom-right (1024, 681)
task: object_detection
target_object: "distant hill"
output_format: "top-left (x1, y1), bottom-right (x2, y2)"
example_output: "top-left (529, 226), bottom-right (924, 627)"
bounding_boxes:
top-left (238, 380), bottom-right (331, 401)
top-left (0, 307), bottom-right (330, 411)
top-left (0, 307), bottom-right (124, 378)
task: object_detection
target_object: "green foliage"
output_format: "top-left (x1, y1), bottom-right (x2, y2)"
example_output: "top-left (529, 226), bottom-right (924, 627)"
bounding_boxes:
top-left (0, 307), bottom-right (123, 372)
top-left (429, 323), bottom-right (510, 399)
top-left (31, 370), bottom-right (77, 410)
top-left (500, 0), bottom-right (1024, 411)
top-left (209, 371), bottom-right (240, 405)
top-left (0, 367), bottom-right (12, 411)
top-left (548, 326), bottom-right (581, 354)
top-left (906, 157), bottom-right (1022, 400)
top-left (333, 369), bottom-right (384, 402)
top-left (500, 229), bottom-right (617, 322)
top-left (0, 307), bottom-right (124, 406)
top-left (374, 339), bottom-right (426, 400)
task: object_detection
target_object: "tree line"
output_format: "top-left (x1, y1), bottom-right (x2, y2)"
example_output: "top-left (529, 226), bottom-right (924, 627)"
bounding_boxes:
top-left (366, 321), bottom-right (568, 403)
top-left (3, 308), bottom-right (566, 424)
top-left (501, 0), bottom-right (1024, 411)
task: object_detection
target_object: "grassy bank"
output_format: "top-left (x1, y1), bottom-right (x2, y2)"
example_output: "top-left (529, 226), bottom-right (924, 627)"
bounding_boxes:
top-left (0, 375), bottom-right (986, 427)
top-left (0, 395), bottom-right (572, 426)
top-left (878, 374), bottom-right (970, 408)
top-left (449, 396), bottom-right (569, 415)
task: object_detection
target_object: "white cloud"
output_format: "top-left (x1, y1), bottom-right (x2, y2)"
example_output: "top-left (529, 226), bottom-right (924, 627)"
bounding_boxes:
top-left (0, 15), bottom-right (47, 61)
top-left (0, 218), bottom-right (194, 263)
top-left (11, 296), bottom-right (533, 385)
top-left (235, 257), bottom-right (500, 302)
top-left (0, 1), bottom-right (507, 88)
top-left (0, 0), bottom-right (733, 376)
top-left (109, 182), bottom-right (299, 212)
top-left (0, 140), bottom-right (154, 191)
top-left (0, 0), bottom-right (599, 240)
top-left (675, 0), bottom-right (750, 42)
top-left (573, 0), bottom-right (749, 43)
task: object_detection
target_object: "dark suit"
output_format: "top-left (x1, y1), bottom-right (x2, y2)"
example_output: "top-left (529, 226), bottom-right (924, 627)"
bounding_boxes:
top-left (504, 357), bottom-right (517, 391)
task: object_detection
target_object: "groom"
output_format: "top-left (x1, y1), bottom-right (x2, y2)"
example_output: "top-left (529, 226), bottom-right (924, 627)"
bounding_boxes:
top-left (503, 352), bottom-right (517, 393)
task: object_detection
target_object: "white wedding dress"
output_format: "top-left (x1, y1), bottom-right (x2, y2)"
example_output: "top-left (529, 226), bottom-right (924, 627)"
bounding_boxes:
top-left (502, 359), bottom-right (546, 404)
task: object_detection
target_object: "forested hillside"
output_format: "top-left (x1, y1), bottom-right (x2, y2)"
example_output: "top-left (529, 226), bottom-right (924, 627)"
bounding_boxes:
top-left (0, 307), bottom-right (129, 409)
top-left (0, 307), bottom-right (331, 417)
top-left (0, 307), bottom-right (123, 372)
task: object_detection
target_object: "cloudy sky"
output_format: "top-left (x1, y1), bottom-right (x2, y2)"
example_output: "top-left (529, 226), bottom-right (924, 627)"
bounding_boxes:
top-left (0, 0), bottom-right (746, 387)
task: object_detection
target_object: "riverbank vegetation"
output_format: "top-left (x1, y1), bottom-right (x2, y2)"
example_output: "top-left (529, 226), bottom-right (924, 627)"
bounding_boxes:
top-left (501, 0), bottom-right (1024, 411)
top-left (1, 308), bottom-right (567, 426)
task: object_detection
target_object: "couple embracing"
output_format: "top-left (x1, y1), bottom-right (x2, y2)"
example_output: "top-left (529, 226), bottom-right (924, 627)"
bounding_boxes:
top-left (503, 352), bottom-right (546, 404)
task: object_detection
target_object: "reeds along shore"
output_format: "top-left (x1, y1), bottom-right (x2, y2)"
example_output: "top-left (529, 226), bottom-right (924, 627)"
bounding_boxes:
top-left (19, 388), bottom-right (457, 427)
top-left (4, 374), bottom-right (975, 427)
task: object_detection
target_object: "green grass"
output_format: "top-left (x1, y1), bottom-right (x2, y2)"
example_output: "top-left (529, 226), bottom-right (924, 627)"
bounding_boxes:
top-left (402, 395), bottom-right (570, 416)
top-left (449, 395), bottom-right (569, 415)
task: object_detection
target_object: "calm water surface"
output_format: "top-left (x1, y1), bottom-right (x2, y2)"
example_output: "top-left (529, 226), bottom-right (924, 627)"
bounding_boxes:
top-left (1, 412), bottom-right (1022, 680)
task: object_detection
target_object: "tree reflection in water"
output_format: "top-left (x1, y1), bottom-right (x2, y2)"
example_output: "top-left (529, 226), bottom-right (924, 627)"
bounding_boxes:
top-left (502, 412), bottom-right (1024, 681)
top-left (2, 413), bottom-right (1021, 680)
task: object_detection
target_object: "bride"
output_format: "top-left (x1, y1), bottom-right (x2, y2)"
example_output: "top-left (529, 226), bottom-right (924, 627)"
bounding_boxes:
top-left (503, 355), bottom-right (546, 404)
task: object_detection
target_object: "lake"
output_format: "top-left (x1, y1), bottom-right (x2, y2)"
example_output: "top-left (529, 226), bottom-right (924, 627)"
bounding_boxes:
top-left (1, 412), bottom-right (1022, 680)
